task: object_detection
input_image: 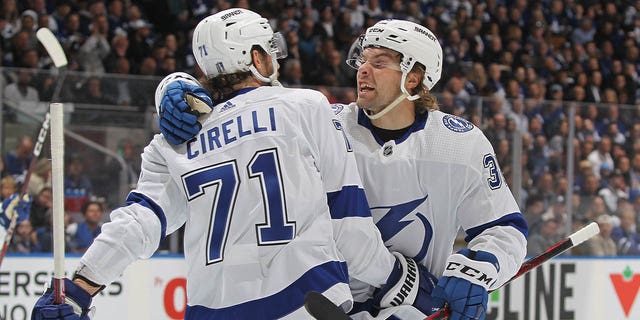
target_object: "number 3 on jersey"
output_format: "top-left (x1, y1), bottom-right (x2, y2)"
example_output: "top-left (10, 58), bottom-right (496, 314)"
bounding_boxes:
top-left (483, 154), bottom-right (502, 190)
top-left (182, 148), bottom-right (295, 265)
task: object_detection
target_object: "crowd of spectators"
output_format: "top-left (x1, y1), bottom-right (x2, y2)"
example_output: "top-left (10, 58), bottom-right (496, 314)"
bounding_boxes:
top-left (2, 0), bottom-right (640, 256)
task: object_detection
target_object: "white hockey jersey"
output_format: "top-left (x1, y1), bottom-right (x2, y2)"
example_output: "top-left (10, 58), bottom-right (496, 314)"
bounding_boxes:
top-left (333, 104), bottom-right (528, 305)
top-left (79, 87), bottom-right (395, 319)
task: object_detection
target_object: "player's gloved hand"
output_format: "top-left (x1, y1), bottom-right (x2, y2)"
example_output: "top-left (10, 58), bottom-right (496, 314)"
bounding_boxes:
top-left (431, 249), bottom-right (500, 320)
top-left (373, 252), bottom-right (439, 314)
top-left (32, 278), bottom-right (94, 320)
top-left (0, 193), bottom-right (31, 229)
top-left (159, 79), bottom-right (213, 145)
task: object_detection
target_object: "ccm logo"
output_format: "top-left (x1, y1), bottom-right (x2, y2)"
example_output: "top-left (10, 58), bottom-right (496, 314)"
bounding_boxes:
top-left (446, 262), bottom-right (494, 286)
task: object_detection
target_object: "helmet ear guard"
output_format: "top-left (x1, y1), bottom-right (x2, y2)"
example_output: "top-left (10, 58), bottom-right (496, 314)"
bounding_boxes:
top-left (192, 8), bottom-right (287, 83)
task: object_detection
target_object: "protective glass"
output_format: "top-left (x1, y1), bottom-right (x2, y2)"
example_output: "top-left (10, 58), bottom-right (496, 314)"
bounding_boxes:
top-left (270, 32), bottom-right (288, 59)
top-left (345, 34), bottom-right (401, 71)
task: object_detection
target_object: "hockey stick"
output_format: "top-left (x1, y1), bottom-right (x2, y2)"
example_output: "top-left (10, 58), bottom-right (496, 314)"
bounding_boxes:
top-left (50, 103), bottom-right (66, 304)
top-left (305, 291), bottom-right (352, 320)
top-left (305, 222), bottom-right (600, 320)
top-left (36, 27), bottom-right (69, 305)
top-left (426, 221), bottom-right (600, 320)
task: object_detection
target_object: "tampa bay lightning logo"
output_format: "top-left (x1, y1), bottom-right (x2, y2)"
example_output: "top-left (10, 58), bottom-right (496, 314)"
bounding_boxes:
top-left (443, 115), bottom-right (474, 133)
top-left (331, 103), bottom-right (344, 115)
top-left (371, 195), bottom-right (432, 262)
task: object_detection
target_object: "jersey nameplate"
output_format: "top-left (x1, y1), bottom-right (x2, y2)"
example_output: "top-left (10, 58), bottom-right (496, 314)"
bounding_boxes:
top-left (442, 115), bottom-right (474, 133)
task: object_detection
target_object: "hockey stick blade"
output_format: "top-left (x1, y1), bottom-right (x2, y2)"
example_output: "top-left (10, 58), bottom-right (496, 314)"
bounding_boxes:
top-left (426, 222), bottom-right (600, 320)
top-left (305, 291), bottom-right (351, 320)
top-left (36, 28), bottom-right (67, 68)
top-left (37, 27), bottom-right (68, 102)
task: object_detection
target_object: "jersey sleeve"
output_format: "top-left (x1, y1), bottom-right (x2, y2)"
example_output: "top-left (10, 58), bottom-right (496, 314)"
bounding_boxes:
top-left (456, 132), bottom-right (528, 288)
top-left (303, 93), bottom-right (394, 287)
top-left (77, 137), bottom-right (188, 285)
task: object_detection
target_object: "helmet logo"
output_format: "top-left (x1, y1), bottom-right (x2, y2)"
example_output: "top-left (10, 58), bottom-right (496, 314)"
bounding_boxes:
top-left (216, 62), bottom-right (225, 74)
top-left (413, 26), bottom-right (436, 41)
top-left (220, 9), bottom-right (242, 20)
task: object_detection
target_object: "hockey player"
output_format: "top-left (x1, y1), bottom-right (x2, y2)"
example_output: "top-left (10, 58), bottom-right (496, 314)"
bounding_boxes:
top-left (0, 193), bottom-right (32, 251)
top-left (157, 19), bottom-right (529, 320)
top-left (31, 9), bottom-right (437, 320)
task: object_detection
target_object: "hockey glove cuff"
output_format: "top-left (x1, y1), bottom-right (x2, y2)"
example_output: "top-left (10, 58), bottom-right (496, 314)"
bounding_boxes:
top-left (373, 252), bottom-right (439, 314)
top-left (431, 249), bottom-right (500, 320)
top-left (32, 278), bottom-right (94, 320)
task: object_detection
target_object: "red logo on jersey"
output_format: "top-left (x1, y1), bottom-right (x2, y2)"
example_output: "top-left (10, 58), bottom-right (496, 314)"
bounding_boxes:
top-left (610, 266), bottom-right (640, 317)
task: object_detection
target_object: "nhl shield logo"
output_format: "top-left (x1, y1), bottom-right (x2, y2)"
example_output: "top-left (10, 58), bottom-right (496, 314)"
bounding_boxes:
top-left (383, 145), bottom-right (393, 156)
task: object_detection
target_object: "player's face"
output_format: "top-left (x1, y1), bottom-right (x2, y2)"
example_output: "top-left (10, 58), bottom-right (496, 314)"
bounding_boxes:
top-left (355, 48), bottom-right (403, 113)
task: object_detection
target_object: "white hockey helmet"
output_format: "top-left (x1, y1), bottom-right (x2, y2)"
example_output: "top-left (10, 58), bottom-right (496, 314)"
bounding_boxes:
top-left (192, 8), bottom-right (287, 83)
top-left (154, 72), bottom-right (201, 115)
top-left (348, 19), bottom-right (442, 93)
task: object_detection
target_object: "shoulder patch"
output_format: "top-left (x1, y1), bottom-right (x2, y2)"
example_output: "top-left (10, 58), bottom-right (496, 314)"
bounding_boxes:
top-left (331, 104), bottom-right (344, 115)
top-left (442, 115), bottom-right (474, 133)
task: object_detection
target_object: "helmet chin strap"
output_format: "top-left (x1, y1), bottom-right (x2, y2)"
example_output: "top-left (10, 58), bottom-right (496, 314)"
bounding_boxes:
top-left (249, 55), bottom-right (281, 86)
top-left (364, 72), bottom-right (419, 120)
top-left (365, 92), bottom-right (407, 120)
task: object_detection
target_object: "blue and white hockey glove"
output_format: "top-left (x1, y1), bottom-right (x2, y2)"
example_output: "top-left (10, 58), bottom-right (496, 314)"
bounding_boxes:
top-left (155, 72), bottom-right (213, 145)
top-left (373, 252), bottom-right (439, 314)
top-left (0, 193), bottom-right (31, 229)
top-left (431, 249), bottom-right (500, 320)
top-left (32, 278), bottom-right (94, 320)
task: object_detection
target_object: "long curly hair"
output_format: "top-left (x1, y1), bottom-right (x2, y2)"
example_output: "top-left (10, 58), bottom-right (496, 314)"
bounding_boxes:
top-left (410, 63), bottom-right (439, 114)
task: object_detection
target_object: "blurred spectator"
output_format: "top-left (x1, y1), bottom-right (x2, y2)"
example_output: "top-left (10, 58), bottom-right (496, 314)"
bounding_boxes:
top-left (107, 0), bottom-right (125, 36)
top-left (4, 135), bottom-right (33, 182)
top-left (80, 76), bottom-right (113, 105)
top-left (64, 153), bottom-right (93, 214)
top-left (524, 194), bottom-right (545, 235)
top-left (9, 219), bottom-right (39, 253)
top-left (586, 214), bottom-right (617, 256)
top-left (26, 157), bottom-right (51, 196)
top-left (281, 58), bottom-right (303, 87)
top-left (105, 57), bottom-right (132, 105)
top-left (599, 169), bottom-right (630, 213)
top-left (3, 69), bottom-right (40, 122)
top-left (77, 13), bottom-right (110, 74)
top-left (59, 12), bottom-right (84, 59)
top-left (611, 206), bottom-right (640, 255)
top-left (103, 34), bottom-right (129, 73)
top-left (67, 200), bottom-right (103, 253)
top-left (587, 136), bottom-right (614, 179)
top-left (630, 153), bottom-right (640, 192)
top-left (129, 57), bottom-right (158, 109)
top-left (583, 195), bottom-right (609, 221)
top-left (1, 175), bottom-right (17, 200)
top-left (126, 18), bottom-right (153, 67)
top-left (98, 138), bottom-right (140, 207)
top-left (30, 186), bottom-right (52, 230)
top-left (527, 216), bottom-right (562, 256)
top-left (571, 18), bottom-right (595, 45)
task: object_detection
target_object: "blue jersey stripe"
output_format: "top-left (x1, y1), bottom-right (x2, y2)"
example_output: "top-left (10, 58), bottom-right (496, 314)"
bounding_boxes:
top-left (125, 192), bottom-right (167, 239)
top-left (464, 212), bottom-right (528, 243)
top-left (327, 185), bottom-right (372, 219)
top-left (184, 261), bottom-right (349, 320)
